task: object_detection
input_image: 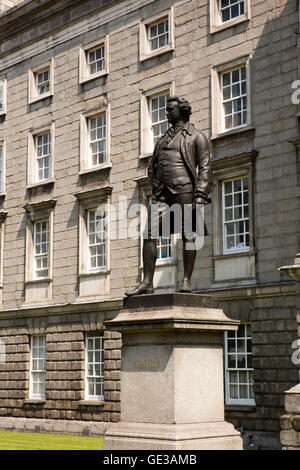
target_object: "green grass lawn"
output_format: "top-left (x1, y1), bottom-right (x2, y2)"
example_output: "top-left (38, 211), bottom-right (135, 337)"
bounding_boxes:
top-left (0, 431), bottom-right (103, 450)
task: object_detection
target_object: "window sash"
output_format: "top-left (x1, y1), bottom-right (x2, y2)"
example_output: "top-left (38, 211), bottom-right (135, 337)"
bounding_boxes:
top-left (85, 336), bottom-right (104, 400)
top-left (224, 324), bottom-right (255, 405)
top-left (221, 66), bottom-right (247, 131)
top-left (157, 236), bottom-right (172, 261)
top-left (147, 17), bottom-right (169, 52)
top-left (0, 82), bottom-right (4, 111)
top-left (35, 69), bottom-right (50, 96)
top-left (87, 45), bottom-right (105, 75)
top-left (34, 220), bottom-right (49, 279)
top-left (87, 208), bottom-right (106, 271)
top-left (35, 132), bottom-right (51, 182)
top-left (30, 335), bottom-right (46, 399)
top-left (219, 0), bottom-right (245, 23)
top-left (88, 114), bottom-right (107, 167)
top-left (149, 92), bottom-right (169, 150)
top-left (222, 177), bottom-right (250, 254)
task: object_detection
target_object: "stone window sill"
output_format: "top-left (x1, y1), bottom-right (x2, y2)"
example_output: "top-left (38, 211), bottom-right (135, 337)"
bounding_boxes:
top-left (23, 399), bottom-right (46, 406)
top-left (29, 93), bottom-right (53, 105)
top-left (140, 46), bottom-right (174, 63)
top-left (79, 163), bottom-right (112, 176)
top-left (213, 250), bottom-right (256, 261)
top-left (26, 179), bottom-right (55, 190)
top-left (79, 71), bottom-right (108, 85)
top-left (225, 404), bottom-right (256, 412)
top-left (210, 16), bottom-right (249, 34)
top-left (78, 270), bottom-right (110, 278)
top-left (211, 126), bottom-right (255, 142)
top-left (139, 153), bottom-right (152, 160)
top-left (25, 278), bottom-right (53, 285)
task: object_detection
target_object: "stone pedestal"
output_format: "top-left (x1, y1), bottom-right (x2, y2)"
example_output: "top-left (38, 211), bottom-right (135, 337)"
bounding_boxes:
top-left (279, 255), bottom-right (300, 450)
top-left (103, 293), bottom-right (243, 450)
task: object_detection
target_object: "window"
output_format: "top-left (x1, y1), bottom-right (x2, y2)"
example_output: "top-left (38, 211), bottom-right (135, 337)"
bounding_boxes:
top-left (219, 0), bottom-right (244, 23)
top-left (210, 0), bottom-right (250, 33)
top-left (148, 17), bottom-right (169, 52)
top-left (157, 236), bottom-right (172, 261)
top-left (0, 80), bottom-right (6, 114)
top-left (27, 124), bottom-right (54, 187)
top-left (211, 151), bottom-right (256, 282)
top-left (85, 335), bottom-right (104, 400)
top-left (28, 60), bottom-right (54, 103)
top-left (149, 92), bottom-right (169, 148)
top-left (79, 37), bottom-right (109, 84)
top-left (30, 335), bottom-right (46, 400)
top-left (80, 108), bottom-right (110, 174)
top-left (24, 199), bottom-right (56, 303)
top-left (140, 84), bottom-right (174, 158)
top-left (35, 132), bottom-right (51, 182)
top-left (211, 58), bottom-right (250, 137)
top-left (87, 208), bottom-right (106, 272)
top-left (222, 176), bottom-right (249, 254)
top-left (224, 324), bottom-right (255, 406)
top-left (87, 45), bottom-right (105, 76)
top-left (75, 185), bottom-right (112, 298)
top-left (88, 114), bottom-right (106, 167)
top-left (221, 66), bottom-right (247, 131)
top-left (35, 68), bottom-right (50, 96)
top-left (0, 142), bottom-right (5, 194)
top-left (139, 9), bottom-right (174, 61)
top-left (33, 220), bottom-right (49, 279)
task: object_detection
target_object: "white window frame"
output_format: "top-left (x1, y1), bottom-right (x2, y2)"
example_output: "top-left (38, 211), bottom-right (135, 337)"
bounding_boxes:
top-left (211, 152), bottom-right (257, 283)
top-left (87, 113), bottom-right (107, 168)
top-left (157, 236), bottom-right (172, 263)
top-left (0, 210), bottom-right (7, 304)
top-left (80, 106), bottom-right (111, 174)
top-left (210, 0), bottom-right (250, 34)
top-left (222, 176), bottom-right (250, 255)
top-left (87, 207), bottom-right (106, 273)
top-left (224, 323), bottom-right (255, 406)
top-left (211, 57), bottom-right (251, 138)
top-left (221, 66), bottom-right (247, 132)
top-left (79, 36), bottom-right (109, 84)
top-left (0, 79), bottom-right (7, 115)
top-left (140, 82), bottom-right (175, 158)
top-left (85, 335), bottom-right (104, 401)
top-left (139, 8), bottom-right (174, 62)
top-left (33, 219), bottom-right (49, 280)
top-left (27, 124), bottom-right (55, 187)
top-left (29, 335), bottom-right (46, 400)
top-left (35, 131), bottom-right (51, 183)
top-left (28, 59), bottom-right (54, 104)
top-left (0, 141), bottom-right (6, 195)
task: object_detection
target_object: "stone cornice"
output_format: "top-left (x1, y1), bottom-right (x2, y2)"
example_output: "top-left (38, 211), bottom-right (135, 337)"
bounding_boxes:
top-left (0, 297), bottom-right (123, 320)
top-left (23, 198), bottom-right (56, 214)
top-left (74, 185), bottom-right (113, 203)
top-left (211, 149), bottom-right (258, 171)
top-left (0, 0), bottom-right (119, 57)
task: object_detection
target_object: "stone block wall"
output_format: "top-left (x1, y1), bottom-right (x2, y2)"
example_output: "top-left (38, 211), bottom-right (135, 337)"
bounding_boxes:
top-left (0, 306), bottom-right (122, 424)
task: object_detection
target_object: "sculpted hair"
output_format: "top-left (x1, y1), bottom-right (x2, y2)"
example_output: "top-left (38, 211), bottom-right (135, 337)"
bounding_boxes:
top-left (167, 96), bottom-right (192, 121)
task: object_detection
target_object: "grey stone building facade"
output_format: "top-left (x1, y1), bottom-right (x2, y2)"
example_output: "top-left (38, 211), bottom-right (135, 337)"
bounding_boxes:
top-left (0, 0), bottom-right (299, 450)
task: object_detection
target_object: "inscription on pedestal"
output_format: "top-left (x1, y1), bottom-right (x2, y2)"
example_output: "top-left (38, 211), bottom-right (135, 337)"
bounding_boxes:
top-left (133, 360), bottom-right (161, 369)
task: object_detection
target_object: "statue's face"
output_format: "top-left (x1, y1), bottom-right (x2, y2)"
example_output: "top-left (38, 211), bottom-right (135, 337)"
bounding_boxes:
top-left (166, 101), bottom-right (181, 125)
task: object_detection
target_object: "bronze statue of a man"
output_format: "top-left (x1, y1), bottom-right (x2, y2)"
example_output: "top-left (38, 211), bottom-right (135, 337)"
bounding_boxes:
top-left (126, 96), bottom-right (213, 297)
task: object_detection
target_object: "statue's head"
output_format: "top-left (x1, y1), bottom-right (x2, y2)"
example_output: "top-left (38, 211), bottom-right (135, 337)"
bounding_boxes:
top-left (166, 96), bottom-right (192, 124)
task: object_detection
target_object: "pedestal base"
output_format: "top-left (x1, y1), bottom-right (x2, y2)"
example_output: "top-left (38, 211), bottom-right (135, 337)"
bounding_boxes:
top-left (104, 421), bottom-right (243, 450)
top-left (103, 294), bottom-right (243, 450)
